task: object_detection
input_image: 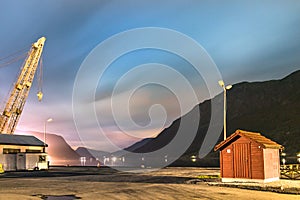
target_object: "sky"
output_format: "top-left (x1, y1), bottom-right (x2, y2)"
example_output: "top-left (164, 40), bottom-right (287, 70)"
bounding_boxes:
top-left (0, 0), bottom-right (300, 152)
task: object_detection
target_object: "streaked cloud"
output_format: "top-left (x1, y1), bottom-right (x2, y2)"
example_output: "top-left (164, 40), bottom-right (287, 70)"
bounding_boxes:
top-left (1, 0), bottom-right (300, 150)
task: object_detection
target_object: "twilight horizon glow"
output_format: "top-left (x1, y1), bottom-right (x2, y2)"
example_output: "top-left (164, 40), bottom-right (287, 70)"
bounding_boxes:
top-left (0, 0), bottom-right (299, 151)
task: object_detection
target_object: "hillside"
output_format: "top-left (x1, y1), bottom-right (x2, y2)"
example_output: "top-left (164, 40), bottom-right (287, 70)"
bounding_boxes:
top-left (125, 70), bottom-right (300, 165)
top-left (17, 131), bottom-right (81, 166)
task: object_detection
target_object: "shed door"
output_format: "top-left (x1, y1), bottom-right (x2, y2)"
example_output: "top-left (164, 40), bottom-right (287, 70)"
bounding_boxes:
top-left (233, 143), bottom-right (251, 178)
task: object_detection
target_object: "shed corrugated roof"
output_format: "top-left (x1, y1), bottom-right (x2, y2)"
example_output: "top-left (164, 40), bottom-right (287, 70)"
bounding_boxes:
top-left (0, 134), bottom-right (46, 147)
top-left (214, 130), bottom-right (283, 151)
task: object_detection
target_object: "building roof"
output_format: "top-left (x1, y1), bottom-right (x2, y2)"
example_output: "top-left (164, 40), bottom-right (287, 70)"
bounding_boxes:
top-left (214, 130), bottom-right (283, 151)
top-left (0, 134), bottom-right (46, 147)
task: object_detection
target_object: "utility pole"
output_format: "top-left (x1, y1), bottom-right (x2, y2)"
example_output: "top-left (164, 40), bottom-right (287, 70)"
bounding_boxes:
top-left (218, 80), bottom-right (232, 140)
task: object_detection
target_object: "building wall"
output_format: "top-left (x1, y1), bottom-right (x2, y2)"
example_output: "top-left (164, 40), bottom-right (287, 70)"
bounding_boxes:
top-left (220, 143), bottom-right (234, 178)
top-left (220, 136), bottom-right (265, 179)
top-left (263, 148), bottom-right (280, 179)
top-left (0, 145), bottom-right (44, 153)
top-left (231, 136), bottom-right (251, 178)
top-left (250, 142), bottom-right (264, 179)
top-left (0, 144), bottom-right (45, 171)
top-left (0, 154), bottom-right (16, 171)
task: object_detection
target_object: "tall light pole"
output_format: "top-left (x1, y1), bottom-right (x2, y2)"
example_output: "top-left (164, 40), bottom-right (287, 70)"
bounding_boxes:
top-left (218, 80), bottom-right (232, 140)
top-left (44, 118), bottom-right (53, 147)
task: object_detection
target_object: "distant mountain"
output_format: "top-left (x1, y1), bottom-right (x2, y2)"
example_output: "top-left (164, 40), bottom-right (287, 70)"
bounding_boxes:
top-left (125, 70), bottom-right (300, 165)
top-left (17, 131), bottom-right (81, 166)
top-left (75, 147), bottom-right (95, 158)
top-left (75, 147), bottom-right (109, 166)
top-left (124, 138), bottom-right (153, 152)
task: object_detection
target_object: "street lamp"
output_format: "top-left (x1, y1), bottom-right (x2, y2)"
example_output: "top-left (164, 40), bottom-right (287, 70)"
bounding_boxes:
top-left (218, 80), bottom-right (232, 140)
top-left (44, 118), bottom-right (53, 147)
top-left (191, 155), bottom-right (197, 162)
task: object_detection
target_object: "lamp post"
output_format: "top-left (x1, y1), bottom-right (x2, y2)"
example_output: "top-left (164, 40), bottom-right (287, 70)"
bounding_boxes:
top-left (218, 80), bottom-right (232, 140)
top-left (44, 118), bottom-right (53, 147)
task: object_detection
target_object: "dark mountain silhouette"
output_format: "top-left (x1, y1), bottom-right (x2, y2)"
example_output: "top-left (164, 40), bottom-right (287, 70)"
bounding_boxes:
top-left (124, 138), bottom-right (153, 152)
top-left (124, 70), bottom-right (300, 165)
top-left (16, 70), bottom-right (299, 167)
top-left (17, 131), bottom-right (81, 166)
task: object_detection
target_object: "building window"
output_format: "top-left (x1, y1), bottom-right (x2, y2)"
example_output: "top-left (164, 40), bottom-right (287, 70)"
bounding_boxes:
top-left (26, 149), bottom-right (42, 153)
top-left (3, 148), bottom-right (20, 154)
top-left (39, 155), bottom-right (46, 162)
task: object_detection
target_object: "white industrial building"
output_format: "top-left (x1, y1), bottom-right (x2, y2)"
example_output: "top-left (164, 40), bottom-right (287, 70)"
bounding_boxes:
top-left (0, 134), bottom-right (48, 171)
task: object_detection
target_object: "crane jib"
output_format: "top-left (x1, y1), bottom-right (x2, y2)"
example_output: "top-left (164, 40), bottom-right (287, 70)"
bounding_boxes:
top-left (0, 37), bottom-right (46, 134)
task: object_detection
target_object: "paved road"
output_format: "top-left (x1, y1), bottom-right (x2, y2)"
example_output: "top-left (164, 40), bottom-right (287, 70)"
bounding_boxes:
top-left (0, 167), bottom-right (298, 200)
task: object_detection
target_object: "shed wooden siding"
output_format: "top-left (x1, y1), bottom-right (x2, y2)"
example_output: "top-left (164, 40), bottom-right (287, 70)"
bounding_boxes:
top-left (220, 136), bottom-right (266, 179)
top-left (220, 143), bottom-right (234, 178)
top-left (250, 141), bottom-right (264, 179)
top-left (263, 149), bottom-right (280, 179)
top-left (233, 142), bottom-right (251, 178)
top-left (215, 130), bottom-right (283, 182)
top-left (220, 136), bottom-right (252, 178)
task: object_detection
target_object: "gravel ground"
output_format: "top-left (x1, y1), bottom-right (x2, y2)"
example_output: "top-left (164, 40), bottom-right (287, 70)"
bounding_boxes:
top-left (207, 179), bottom-right (300, 195)
top-left (0, 167), bottom-right (298, 200)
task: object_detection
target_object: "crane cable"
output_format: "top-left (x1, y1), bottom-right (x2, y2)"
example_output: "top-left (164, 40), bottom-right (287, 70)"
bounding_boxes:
top-left (0, 53), bottom-right (27, 68)
top-left (0, 45), bottom-right (30, 68)
top-left (0, 46), bottom-right (29, 110)
top-left (0, 46), bottom-right (29, 61)
top-left (0, 44), bottom-right (44, 102)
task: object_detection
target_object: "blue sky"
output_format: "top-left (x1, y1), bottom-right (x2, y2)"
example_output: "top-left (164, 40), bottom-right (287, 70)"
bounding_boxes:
top-left (0, 0), bottom-right (299, 151)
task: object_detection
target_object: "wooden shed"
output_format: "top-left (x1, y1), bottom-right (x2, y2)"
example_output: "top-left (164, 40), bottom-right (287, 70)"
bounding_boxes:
top-left (214, 130), bottom-right (283, 183)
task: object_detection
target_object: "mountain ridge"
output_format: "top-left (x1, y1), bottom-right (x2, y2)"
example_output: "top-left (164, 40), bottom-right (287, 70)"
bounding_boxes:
top-left (124, 70), bottom-right (300, 165)
top-left (16, 131), bottom-right (81, 166)
top-left (15, 70), bottom-right (300, 166)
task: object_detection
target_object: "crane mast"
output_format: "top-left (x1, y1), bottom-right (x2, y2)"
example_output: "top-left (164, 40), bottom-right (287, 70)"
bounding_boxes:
top-left (0, 37), bottom-right (46, 134)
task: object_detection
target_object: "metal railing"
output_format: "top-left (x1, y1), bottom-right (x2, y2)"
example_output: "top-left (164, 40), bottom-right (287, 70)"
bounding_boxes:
top-left (280, 164), bottom-right (300, 180)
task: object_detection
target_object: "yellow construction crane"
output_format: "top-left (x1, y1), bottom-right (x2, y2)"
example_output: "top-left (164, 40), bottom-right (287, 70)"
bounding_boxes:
top-left (0, 37), bottom-right (46, 134)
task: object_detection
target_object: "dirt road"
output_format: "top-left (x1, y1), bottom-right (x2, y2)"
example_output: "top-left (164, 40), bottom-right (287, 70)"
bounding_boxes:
top-left (0, 167), bottom-right (298, 200)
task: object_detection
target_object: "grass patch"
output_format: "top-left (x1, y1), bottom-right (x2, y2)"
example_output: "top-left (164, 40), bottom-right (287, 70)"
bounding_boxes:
top-left (197, 174), bottom-right (220, 179)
